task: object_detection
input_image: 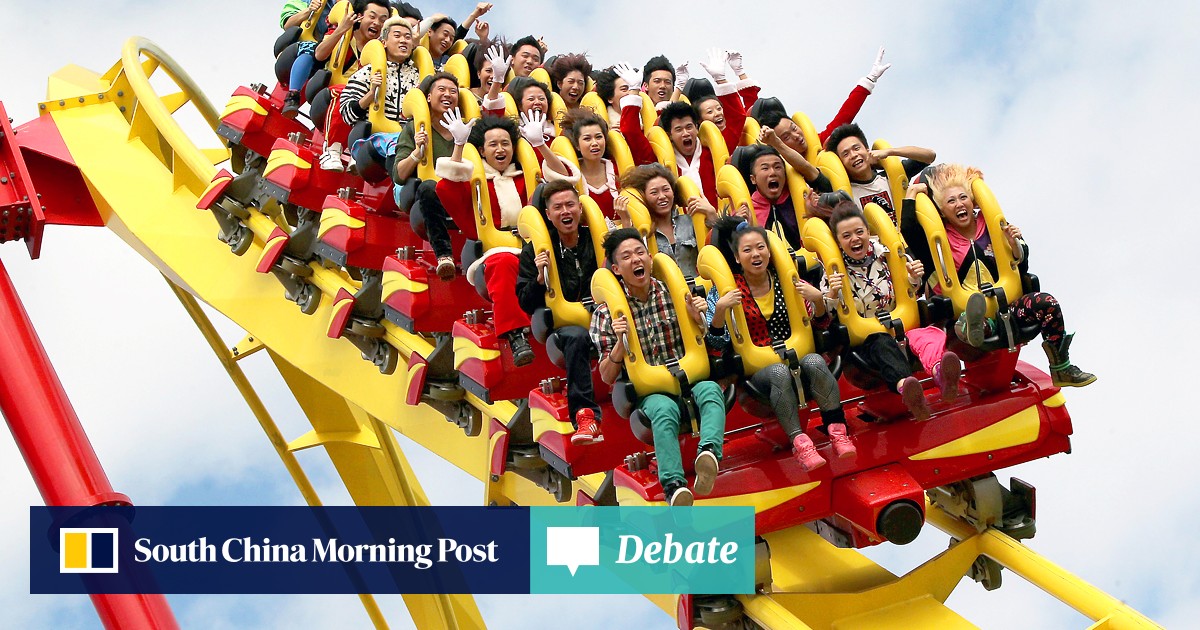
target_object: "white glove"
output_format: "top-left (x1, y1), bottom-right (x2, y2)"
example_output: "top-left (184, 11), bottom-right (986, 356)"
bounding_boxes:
top-left (442, 108), bottom-right (476, 146)
top-left (519, 109), bottom-right (547, 147)
top-left (859, 46), bottom-right (891, 92)
top-left (612, 62), bottom-right (642, 90)
top-left (727, 50), bottom-right (745, 76)
top-left (699, 48), bottom-right (727, 83)
top-left (485, 44), bottom-right (511, 83)
top-left (674, 61), bottom-right (690, 92)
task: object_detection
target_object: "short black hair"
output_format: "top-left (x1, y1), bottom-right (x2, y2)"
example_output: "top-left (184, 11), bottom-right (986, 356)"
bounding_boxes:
top-left (658, 101), bottom-right (698, 132)
top-left (429, 16), bottom-right (457, 33)
top-left (510, 35), bottom-right (543, 60)
top-left (593, 67), bottom-right (619, 102)
top-left (643, 55), bottom-right (674, 85)
top-left (738, 144), bottom-right (782, 189)
top-left (361, 0), bottom-right (392, 14)
top-left (469, 115), bottom-right (519, 148)
top-left (420, 71), bottom-right (460, 95)
top-left (825, 123), bottom-right (868, 153)
top-left (603, 227), bottom-right (644, 263)
top-left (391, 1), bottom-right (422, 20)
top-left (541, 179), bottom-right (579, 207)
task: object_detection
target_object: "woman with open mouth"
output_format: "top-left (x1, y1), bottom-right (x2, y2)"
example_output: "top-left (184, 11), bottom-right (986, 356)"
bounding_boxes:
top-left (546, 54), bottom-right (592, 110)
top-left (822, 200), bottom-right (965, 421)
top-left (901, 164), bottom-right (1095, 388)
top-left (618, 163), bottom-right (717, 277)
top-left (705, 218), bottom-right (856, 472)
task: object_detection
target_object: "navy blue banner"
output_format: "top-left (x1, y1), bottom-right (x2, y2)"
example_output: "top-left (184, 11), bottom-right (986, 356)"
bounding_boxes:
top-left (31, 506), bottom-right (530, 594)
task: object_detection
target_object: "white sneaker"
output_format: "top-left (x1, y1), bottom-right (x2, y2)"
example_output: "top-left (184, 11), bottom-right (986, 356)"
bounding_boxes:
top-left (319, 144), bottom-right (345, 172)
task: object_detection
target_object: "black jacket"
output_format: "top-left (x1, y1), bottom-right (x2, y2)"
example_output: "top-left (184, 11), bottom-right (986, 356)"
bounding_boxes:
top-left (515, 225), bottom-right (600, 315)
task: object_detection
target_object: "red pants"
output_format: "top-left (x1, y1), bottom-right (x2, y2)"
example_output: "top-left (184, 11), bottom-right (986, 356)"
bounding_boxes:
top-left (484, 253), bottom-right (530, 336)
top-left (324, 84), bottom-right (350, 147)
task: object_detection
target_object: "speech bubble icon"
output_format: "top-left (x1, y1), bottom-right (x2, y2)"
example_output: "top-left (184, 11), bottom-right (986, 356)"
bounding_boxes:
top-left (545, 526), bottom-right (600, 576)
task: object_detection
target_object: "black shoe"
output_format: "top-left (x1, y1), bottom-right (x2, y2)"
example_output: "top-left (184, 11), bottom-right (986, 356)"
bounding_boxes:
top-left (282, 90), bottom-right (302, 119)
top-left (508, 330), bottom-right (534, 367)
top-left (664, 482), bottom-right (693, 507)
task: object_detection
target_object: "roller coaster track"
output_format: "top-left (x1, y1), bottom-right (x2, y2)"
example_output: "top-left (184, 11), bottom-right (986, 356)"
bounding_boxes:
top-left (3, 38), bottom-right (1160, 630)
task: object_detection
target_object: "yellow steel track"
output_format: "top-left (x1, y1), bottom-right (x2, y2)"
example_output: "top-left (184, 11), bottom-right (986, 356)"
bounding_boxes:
top-left (32, 38), bottom-right (1161, 630)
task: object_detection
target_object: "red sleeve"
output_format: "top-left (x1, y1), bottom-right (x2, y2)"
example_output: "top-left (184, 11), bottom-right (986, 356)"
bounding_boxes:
top-left (484, 106), bottom-right (505, 118)
top-left (718, 92), bottom-right (746, 151)
top-left (621, 103), bottom-right (656, 166)
top-left (700, 150), bottom-right (718, 205)
top-left (738, 84), bottom-right (760, 110)
top-left (435, 178), bottom-right (479, 241)
top-left (818, 85), bottom-right (870, 145)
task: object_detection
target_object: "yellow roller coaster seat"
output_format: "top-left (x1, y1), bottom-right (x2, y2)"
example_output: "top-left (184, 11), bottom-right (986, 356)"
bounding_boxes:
top-left (913, 179), bottom-right (1024, 319)
top-left (607, 130), bottom-right (635, 177)
top-left (740, 116), bottom-right (761, 148)
top-left (356, 40), bottom-right (402, 134)
top-left (579, 92), bottom-right (607, 119)
top-left (696, 233), bottom-right (816, 376)
top-left (299, 0), bottom-right (328, 43)
top-left (516, 197), bottom-right (608, 329)
top-left (590, 253), bottom-right (710, 398)
top-left (646, 126), bottom-right (676, 172)
top-left (699, 120), bottom-right (729, 173)
top-left (801, 203), bottom-right (919, 346)
top-left (815, 150), bottom-right (852, 196)
top-left (871, 139), bottom-right (909, 225)
top-left (716, 163), bottom-right (752, 221)
top-left (400, 88), bottom-right (437, 180)
top-left (792, 111), bottom-right (821, 165)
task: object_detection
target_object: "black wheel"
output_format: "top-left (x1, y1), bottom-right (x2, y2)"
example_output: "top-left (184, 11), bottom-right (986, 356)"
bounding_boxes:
top-left (297, 284), bottom-right (320, 315)
top-left (374, 343), bottom-right (398, 375)
top-left (463, 408), bottom-right (482, 437)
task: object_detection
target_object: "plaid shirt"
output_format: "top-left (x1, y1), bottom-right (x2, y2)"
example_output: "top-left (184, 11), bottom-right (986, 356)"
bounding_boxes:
top-left (590, 278), bottom-right (685, 366)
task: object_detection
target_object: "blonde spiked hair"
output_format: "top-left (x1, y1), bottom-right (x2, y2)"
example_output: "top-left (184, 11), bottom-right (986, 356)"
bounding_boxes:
top-left (926, 163), bottom-right (985, 207)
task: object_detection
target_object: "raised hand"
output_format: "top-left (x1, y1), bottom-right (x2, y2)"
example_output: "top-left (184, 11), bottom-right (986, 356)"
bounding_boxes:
top-left (674, 61), bottom-right (690, 92)
top-left (867, 46), bottom-right (891, 83)
top-left (474, 20), bottom-right (489, 40)
top-left (485, 44), bottom-right (511, 81)
top-left (518, 109), bottom-right (547, 147)
top-left (442, 108), bottom-right (476, 146)
top-left (727, 50), bottom-right (746, 77)
top-left (699, 48), bottom-right (727, 83)
top-left (612, 62), bottom-right (642, 90)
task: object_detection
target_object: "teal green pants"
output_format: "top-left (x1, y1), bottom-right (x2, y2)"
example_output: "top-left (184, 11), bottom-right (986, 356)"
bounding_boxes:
top-left (639, 380), bottom-right (726, 490)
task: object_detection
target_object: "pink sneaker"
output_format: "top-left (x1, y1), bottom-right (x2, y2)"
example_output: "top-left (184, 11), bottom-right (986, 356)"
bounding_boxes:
top-left (792, 433), bottom-right (827, 472)
top-left (571, 408), bottom-right (603, 445)
top-left (828, 423), bottom-right (857, 459)
top-left (900, 376), bottom-right (931, 422)
top-left (936, 352), bottom-right (961, 402)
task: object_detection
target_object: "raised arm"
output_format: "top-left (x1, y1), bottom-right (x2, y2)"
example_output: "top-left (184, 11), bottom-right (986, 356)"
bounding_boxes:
top-left (314, 10), bottom-right (356, 62)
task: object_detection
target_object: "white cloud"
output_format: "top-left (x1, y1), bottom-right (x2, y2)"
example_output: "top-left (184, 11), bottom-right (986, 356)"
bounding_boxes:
top-left (2, 0), bottom-right (1193, 628)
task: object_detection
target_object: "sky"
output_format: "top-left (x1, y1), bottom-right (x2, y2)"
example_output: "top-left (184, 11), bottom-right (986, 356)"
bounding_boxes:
top-left (1, 0), bottom-right (1197, 628)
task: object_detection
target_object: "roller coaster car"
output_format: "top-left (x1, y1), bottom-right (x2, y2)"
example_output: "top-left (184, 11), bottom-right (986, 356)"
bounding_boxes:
top-left (260, 134), bottom-right (361, 212)
top-left (513, 201), bottom-right (646, 477)
top-left (611, 358), bottom-right (1071, 547)
top-left (452, 309), bottom-right (565, 405)
top-left (802, 202), bottom-right (932, 421)
top-left (215, 84), bottom-right (310, 161)
top-left (314, 187), bottom-right (420, 270)
top-left (380, 247), bottom-right (489, 333)
top-left (912, 178), bottom-right (1043, 392)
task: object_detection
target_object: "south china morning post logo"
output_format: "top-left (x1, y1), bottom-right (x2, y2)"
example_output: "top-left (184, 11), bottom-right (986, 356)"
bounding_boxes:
top-left (532, 507), bottom-right (754, 594)
top-left (59, 528), bottom-right (120, 574)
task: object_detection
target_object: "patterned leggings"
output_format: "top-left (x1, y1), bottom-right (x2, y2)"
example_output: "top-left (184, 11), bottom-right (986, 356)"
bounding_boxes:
top-left (1013, 292), bottom-right (1065, 346)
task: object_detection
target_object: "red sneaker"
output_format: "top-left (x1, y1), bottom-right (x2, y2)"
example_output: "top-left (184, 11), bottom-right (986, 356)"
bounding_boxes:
top-left (792, 433), bottom-right (827, 472)
top-left (827, 423), bottom-right (857, 459)
top-left (571, 408), bottom-right (603, 445)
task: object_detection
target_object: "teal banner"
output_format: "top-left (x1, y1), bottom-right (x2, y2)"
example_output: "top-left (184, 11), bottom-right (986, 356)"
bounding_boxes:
top-left (529, 506), bottom-right (755, 595)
